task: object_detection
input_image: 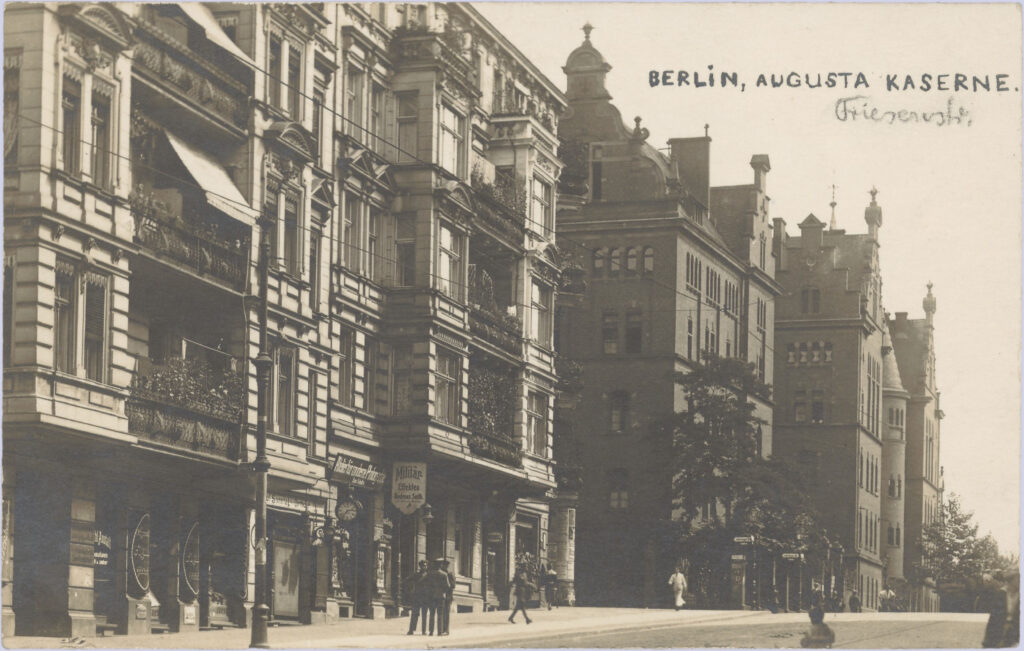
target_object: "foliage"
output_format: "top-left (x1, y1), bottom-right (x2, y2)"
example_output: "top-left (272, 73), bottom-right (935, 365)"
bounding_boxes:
top-left (467, 357), bottom-right (516, 440)
top-left (665, 355), bottom-right (825, 597)
top-left (915, 493), bottom-right (1010, 587)
top-left (131, 356), bottom-right (245, 422)
top-left (556, 139), bottom-right (589, 196)
top-left (514, 551), bottom-right (541, 585)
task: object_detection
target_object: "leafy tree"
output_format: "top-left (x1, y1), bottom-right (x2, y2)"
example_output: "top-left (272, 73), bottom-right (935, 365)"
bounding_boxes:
top-left (917, 493), bottom-right (997, 586)
top-left (665, 355), bottom-right (826, 605)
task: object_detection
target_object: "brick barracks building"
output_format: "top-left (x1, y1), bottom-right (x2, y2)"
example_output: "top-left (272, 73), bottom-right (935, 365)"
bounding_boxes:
top-left (3, 2), bottom-right (575, 637)
top-left (555, 27), bottom-right (778, 608)
top-left (772, 192), bottom-right (942, 612)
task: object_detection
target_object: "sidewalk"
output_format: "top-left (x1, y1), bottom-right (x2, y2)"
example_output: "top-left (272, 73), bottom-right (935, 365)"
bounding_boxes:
top-left (4, 607), bottom-right (762, 649)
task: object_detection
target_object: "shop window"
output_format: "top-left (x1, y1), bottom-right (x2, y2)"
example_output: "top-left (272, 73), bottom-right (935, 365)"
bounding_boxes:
top-left (62, 77), bottom-right (81, 175)
top-left (625, 310), bottom-right (643, 354)
top-left (609, 391), bottom-right (630, 434)
top-left (435, 350), bottom-right (460, 426)
top-left (527, 391), bottom-right (548, 456)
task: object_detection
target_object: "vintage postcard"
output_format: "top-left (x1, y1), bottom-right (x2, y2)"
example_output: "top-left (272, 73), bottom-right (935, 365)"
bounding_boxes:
top-left (1, 2), bottom-right (1020, 649)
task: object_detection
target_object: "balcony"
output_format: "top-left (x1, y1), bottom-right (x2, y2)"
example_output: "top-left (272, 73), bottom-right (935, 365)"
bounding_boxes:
top-left (130, 188), bottom-right (249, 291)
top-left (132, 22), bottom-right (249, 131)
top-left (127, 355), bottom-right (244, 461)
top-left (471, 168), bottom-right (528, 241)
top-left (468, 265), bottom-right (522, 356)
top-left (389, 27), bottom-right (475, 97)
top-left (467, 355), bottom-right (522, 467)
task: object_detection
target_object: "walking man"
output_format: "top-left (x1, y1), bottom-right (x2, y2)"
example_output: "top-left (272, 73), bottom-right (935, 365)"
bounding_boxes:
top-left (422, 558), bottom-right (449, 635)
top-left (440, 559), bottom-right (456, 635)
top-left (668, 566), bottom-right (688, 611)
top-left (543, 565), bottom-right (558, 609)
top-left (848, 590), bottom-right (861, 613)
top-left (508, 565), bottom-right (535, 624)
top-left (406, 560), bottom-right (428, 635)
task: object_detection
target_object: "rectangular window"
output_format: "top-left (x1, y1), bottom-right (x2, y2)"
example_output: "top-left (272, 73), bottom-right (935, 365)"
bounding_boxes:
top-left (811, 390), bottom-right (825, 423)
top-left (268, 36), bottom-right (282, 108)
top-left (54, 264), bottom-right (76, 373)
top-left (602, 311), bottom-right (618, 355)
top-left (90, 93), bottom-right (110, 189)
top-left (5, 55), bottom-right (19, 167)
top-left (346, 67), bottom-right (364, 138)
top-left (437, 223), bottom-right (462, 300)
top-left (397, 241), bottom-right (415, 286)
top-left (532, 176), bottom-right (553, 235)
top-left (531, 281), bottom-right (552, 347)
top-left (625, 310), bottom-right (643, 354)
top-left (609, 490), bottom-right (628, 509)
top-left (309, 227), bottom-right (321, 311)
top-left (62, 78), bottom-right (81, 175)
top-left (370, 85), bottom-right (385, 153)
top-left (438, 104), bottom-right (464, 175)
top-left (687, 317), bottom-right (693, 360)
top-left (308, 373), bottom-right (321, 458)
top-left (283, 195), bottom-right (300, 276)
top-left (343, 194), bottom-right (359, 270)
top-left (609, 392), bottom-right (630, 434)
top-left (396, 92), bottom-right (418, 163)
top-left (367, 210), bottom-right (380, 281)
top-left (527, 391), bottom-right (548, 456)
top-left (83, 276), bottom-right (107, 382)
top-left (311, 87), bottom-right (325, 164)
top-left (335, 329), bottom-right (354, 407)
top-left (265, 189), bottom-right (280, 268)
top-left (276, 347), bottom-right (295, 436)
top-left (287, 46), bottom-right (301, 119)
top-left (435, 350), bottom-right (460, 425)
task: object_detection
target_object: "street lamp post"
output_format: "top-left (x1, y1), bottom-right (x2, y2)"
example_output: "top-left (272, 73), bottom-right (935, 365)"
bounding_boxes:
top-left (250, 218), bottom-right (273, 648)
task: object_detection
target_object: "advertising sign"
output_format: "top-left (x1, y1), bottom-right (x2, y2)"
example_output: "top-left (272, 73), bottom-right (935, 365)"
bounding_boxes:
top-left (391, 462), bottom-right (426, 515)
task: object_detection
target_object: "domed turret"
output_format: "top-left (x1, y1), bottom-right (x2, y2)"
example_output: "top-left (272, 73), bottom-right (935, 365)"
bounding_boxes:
top-left (563, 23), bottom-right (612, 101)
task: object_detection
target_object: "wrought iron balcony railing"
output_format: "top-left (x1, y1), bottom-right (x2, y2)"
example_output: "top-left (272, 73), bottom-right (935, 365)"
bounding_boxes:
top-left (130, 188), bottom-right (249, 290)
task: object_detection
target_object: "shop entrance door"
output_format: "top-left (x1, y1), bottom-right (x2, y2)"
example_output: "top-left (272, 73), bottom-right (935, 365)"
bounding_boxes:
top-left (272, 541), bottom-right (301, 619)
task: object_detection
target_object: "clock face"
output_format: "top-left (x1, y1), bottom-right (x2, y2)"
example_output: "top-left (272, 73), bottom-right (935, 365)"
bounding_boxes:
top-left (336, 500), bottom-right (360, 522)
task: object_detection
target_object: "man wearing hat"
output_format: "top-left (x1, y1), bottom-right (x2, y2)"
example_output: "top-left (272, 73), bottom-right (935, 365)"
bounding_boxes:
top-left (420, 558), bottom-right (451, 636)
top-left (405, 560), bottom-right (428, 635)
top-left (439, 559), bottom-right (456, 635)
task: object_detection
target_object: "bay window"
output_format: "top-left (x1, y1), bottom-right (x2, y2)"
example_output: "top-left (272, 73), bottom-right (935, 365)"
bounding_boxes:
top-left (396, 92), bottom-right (418, 163)
top-left (532, 176), bottom-right (552, 234)
top-left (435, 350), bottom-right (460, 426)
top-left (527, 391), bottom-right (548, 456)
top-left (531, 280), bottom-right (552, 347)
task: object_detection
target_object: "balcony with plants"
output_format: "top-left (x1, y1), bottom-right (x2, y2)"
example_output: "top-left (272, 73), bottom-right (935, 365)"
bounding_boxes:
top-left (467, 263), bottom-right (522, 357)
top-left (127, 344), bottom-right (244, 462)
top-left (470, 166), bottom-right (528, 240)
top-left (467, 353), bottom-right (522, 468)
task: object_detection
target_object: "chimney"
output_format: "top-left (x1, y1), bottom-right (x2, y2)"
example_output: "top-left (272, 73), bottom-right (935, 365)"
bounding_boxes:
top-left (750, 154), bottom-right (770, 193)
top-left (668, 136), bottom-right (710, 211)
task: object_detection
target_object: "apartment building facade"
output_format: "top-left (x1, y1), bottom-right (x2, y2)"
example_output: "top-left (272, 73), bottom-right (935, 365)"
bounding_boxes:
top-left (2, 2), bottom-right (572, 636)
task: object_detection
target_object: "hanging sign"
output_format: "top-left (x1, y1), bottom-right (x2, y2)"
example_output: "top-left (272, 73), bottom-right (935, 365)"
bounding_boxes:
top-left (390, 462), bottom-right (426, 515)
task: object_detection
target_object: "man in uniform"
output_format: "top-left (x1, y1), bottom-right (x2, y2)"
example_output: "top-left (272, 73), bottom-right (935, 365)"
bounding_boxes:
top-left (421, 558), bottom-right (450, 636)
top-left (405, 560), bottom-right (428, 635)
top-left (440, 559), bottom-right (456, 635)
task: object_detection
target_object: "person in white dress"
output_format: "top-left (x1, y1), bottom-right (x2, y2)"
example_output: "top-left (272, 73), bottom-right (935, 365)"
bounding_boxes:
top-left (668, 568), bottom-right (688, 611)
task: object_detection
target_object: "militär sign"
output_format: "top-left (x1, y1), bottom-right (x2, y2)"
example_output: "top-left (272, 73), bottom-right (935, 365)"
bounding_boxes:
top-left (391, 462), bottom-right (426, 515)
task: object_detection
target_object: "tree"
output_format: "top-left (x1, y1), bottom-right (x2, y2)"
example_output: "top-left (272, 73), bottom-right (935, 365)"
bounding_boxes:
top-left (917, 493), bottom-right (988, 587)
top-left (665, 355), bottom-right (826, 605)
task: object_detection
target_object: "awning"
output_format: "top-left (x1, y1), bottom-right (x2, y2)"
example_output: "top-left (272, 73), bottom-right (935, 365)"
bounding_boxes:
top-left (164, 130), bottom-right (256, 226)
top-left (177, 3), bottom-right (256, 68)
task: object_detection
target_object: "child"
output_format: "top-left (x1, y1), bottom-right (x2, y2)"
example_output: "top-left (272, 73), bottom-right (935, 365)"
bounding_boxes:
top-left (800, 606), bottom-right (835, 648)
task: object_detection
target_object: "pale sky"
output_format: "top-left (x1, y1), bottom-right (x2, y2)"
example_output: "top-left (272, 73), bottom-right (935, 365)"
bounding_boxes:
top-left (474, 2), bottom-right (1023, 555)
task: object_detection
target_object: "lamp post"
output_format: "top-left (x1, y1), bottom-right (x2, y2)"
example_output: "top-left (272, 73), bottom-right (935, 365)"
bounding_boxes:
top-left (250, 217), bottom-right (273, 648)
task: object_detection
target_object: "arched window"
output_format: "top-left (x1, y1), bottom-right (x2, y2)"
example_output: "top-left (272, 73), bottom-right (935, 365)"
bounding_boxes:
top-left (609, 248), bottom-right (621, 275)
top-left (625, 248), bottom-right (638, 275)
top-left (642, 247), bottom-right (654, 274)
top-left (593, 248), bottom-right (606, 275)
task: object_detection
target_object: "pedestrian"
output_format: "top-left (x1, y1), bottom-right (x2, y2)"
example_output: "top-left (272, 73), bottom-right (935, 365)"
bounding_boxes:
top-left (667, 567), bottom-right (688, 611)
top-left (848, 590), bottom-right (861, 613)
top-left (831, 590), bottom-right (844, 614)
top-left (543, 565), bottom-right (558, 610)
top-left (1001, 571), bottom-right (1019, 647)
top-left (878, 584), bottom-right (895, 612)
top-left (800, 605), bottom-right (835, 648)
top-left (508, 565), bottom-right (535, 624)
top-left (980, 572), bottom-right (1009, 648)
top-left (421, 558), bottom-right (450, 636)
top-left (440, 559), bottom-right (456, 636)
top-left (405, 560), bottom-right (429, 635)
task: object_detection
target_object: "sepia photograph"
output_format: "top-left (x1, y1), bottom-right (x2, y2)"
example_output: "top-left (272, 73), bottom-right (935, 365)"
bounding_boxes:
top-left (1, 1), bottom-right (1021, 648)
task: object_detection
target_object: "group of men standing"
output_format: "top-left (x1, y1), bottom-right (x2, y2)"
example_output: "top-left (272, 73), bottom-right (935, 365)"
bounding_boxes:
top-left (405, 558), bottom-right (456, 636)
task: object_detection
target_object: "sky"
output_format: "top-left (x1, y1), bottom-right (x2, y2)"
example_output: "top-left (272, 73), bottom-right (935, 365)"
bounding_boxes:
top-left (474, 2), bottom-right (1023, 555)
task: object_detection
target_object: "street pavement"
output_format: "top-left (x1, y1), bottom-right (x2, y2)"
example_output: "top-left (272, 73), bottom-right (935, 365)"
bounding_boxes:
top-left (3, 608), bottom-right (989, 649)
